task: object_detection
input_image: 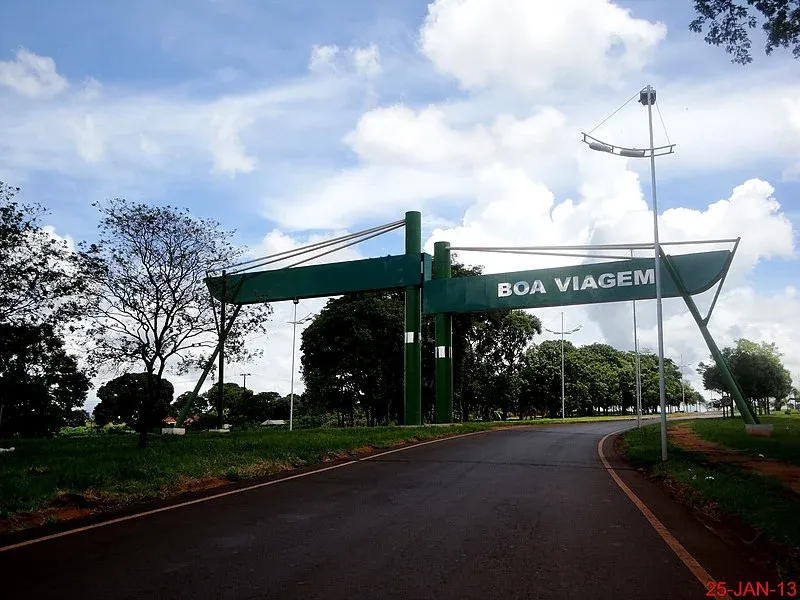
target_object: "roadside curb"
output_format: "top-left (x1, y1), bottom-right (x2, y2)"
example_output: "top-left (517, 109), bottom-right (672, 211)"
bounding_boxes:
top-left (600, 428), bottom-right (778, 592)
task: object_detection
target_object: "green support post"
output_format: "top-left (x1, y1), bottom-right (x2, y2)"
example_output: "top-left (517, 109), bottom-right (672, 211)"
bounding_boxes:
top-left (433, 241), bottom-right (453, 424)
top-left (661, 252), bottom-right (758, 425)
top-left (176, 305), bottom-right (242, 427)
top-left (404, 211), bottom-right (422, 426)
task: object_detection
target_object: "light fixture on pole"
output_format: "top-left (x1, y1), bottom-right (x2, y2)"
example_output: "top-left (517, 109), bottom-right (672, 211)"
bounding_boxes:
top-left (545, 312), bottom-right (581, 421)
top-left (288, 299), bottom-right (315, 432)
top-left (582, 85), bottom-right (675, 461)
top-left (240, 372), bottom-right (251, 390)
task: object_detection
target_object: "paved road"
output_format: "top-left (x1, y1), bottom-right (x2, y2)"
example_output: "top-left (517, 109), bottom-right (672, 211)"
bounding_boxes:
top-left (0, 422), bottom-right (740, 599)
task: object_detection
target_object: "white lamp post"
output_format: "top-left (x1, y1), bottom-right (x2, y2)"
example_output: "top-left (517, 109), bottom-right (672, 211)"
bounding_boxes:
top-left (545, 312), bottom-right (581, 421)
top-left (631, 253), bottom-right (643, 429)
top-left (288, 299), bottom-right (315, 431)
top-left (582, 85), bottom-right (675, 460)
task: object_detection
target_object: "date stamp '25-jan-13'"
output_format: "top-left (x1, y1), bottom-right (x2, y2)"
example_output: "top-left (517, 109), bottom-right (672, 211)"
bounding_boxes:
top-left (707, 581), bottom-right (798, 597)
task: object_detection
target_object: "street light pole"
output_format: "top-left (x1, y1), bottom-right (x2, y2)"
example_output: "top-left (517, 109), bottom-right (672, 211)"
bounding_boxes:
top-left (289, 299), bottom-right (299, 432)
top-left (287, 301), bottom-right (316, 432)
top-left (546, 314), bottom-right (581, 421)
top-left (561, 312), bottom-right (565, 421)
top-left (643, 85), bottom-right (669, 461)
top-left (581, 84), bottom-right (674, 460)
top-left (241, 373), bottom-right (251, 390)
top-left (632, 249), bottom-right (643, 428)
top-left (680, 353), bottom-right (686, 411)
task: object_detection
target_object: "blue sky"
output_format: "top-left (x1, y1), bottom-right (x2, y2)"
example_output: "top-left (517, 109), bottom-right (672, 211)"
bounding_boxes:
top-left (1, 0), bottom-right (798, 398)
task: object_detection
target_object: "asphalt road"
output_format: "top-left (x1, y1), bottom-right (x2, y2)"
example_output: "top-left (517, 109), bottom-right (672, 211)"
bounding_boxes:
top-left (0, 422), bottom-right (745, 599)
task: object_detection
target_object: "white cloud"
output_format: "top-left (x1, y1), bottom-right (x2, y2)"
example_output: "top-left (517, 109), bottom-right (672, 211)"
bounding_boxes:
top-left (70, 115), bottom-right (105, 163)
top-left (351, 44), bottom-right (382, 78)
top-left (0, 48), bottom-right (68, 99)
top-left (209, 108), bottom-right (257, 176)
top-left (309, 43), bottom-right (383, 79)
top-left (418, 0), bottom-right (666, 92)
top-left (309, 44), bottom-right (340, 73)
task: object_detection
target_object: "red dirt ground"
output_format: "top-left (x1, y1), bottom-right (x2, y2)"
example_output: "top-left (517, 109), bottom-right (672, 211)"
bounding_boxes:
top-left (670, 425), bottom-right (800, 494)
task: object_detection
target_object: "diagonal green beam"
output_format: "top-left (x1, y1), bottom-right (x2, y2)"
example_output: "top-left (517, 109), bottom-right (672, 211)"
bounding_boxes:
top-left (176, 304), bottom-right (242, 427)
top-left (660, 250), bottom-right (758, 425)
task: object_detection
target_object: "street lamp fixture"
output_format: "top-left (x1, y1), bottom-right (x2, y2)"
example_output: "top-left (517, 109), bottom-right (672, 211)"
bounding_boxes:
top-left (240, 372), bottom-right (252, 390)
top-left (545, 312), bottom-right (582, 421)
top-left (581, 85), bottom-right (676, 461)
top-left (287, 299), bottom-right (315, 432)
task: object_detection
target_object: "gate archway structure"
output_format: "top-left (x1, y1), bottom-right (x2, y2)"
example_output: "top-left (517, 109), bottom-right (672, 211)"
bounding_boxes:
top-left (179, 211), bottom-right (757, 431)
top-left (425, 238), bottom-right (758, 427)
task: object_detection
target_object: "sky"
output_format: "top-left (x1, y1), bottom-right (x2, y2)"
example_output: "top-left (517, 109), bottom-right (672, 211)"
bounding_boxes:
top-left (1, 0), bottom-right (798, 411)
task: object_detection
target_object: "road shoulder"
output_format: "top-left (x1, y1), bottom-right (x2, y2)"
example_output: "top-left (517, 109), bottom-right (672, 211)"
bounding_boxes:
top-left (601, 430), bottom-right (780, 588)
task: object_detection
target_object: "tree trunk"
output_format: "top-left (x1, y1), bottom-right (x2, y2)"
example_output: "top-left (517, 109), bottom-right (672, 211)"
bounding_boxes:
top-left (139, 369), bottom-right (156, 449)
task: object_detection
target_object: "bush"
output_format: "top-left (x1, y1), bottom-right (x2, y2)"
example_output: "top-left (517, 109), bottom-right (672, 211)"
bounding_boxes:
top-left (58, 426), bottom-right (93, 437)
top-left (188, 413), bottom-right (220, 431)
top-left (103, 423), bottom-right (130, 435)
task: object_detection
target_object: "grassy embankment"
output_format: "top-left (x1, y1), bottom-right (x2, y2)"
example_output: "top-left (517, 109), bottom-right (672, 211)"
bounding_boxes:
top-left (622, 414), bottom-right (800, 576)
top-left (0, 412), bottom-right (690, 529)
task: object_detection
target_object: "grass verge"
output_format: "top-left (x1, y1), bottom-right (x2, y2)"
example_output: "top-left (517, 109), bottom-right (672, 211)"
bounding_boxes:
top-left (0, 422), bottom-right (529, 529)
top-left (688, 415), bottom-right (800, 464)
top-left (622, 423), bottom-right (800, 578)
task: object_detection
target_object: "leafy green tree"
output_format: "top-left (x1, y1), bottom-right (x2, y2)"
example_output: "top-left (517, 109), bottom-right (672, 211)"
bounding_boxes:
top-left (0, 323), bottom-right (91, 437)
top-left (0, 183), bottom-right (98, 436)
top-left (66, 409), bottom-right (91, 427)
top-left (521, 340), bottom-right (568, 418)
top-left (82, 199), bottom-right (271, 447)
top-left (0, 182), bottom-right (99, 331)
top-left (697, 339), bottom-right (793, 415)
top-left (476, 311), bottom-right (542, 420)
top-left (301, 292), bottom-right (404, 426)
top-left (690, 0), bottom-right (800, 64)
top-left (197, 383), bottom-right (287, 425)
top-left (94, 373), bottom-right (173, 429)
top-left (170, 390), bottom-right (212, 418)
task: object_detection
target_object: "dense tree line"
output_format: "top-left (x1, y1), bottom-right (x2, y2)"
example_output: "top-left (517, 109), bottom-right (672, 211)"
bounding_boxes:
top-left (298, 269), bottom-right (708, 426)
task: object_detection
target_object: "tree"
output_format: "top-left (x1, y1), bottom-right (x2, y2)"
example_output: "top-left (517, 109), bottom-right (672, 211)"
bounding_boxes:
top-left (66, 409), bottom-right (91, 427)
top-left (0, 323), bottom-right (91, 437)
top-left (697, 338), bottom-right (793, 415)
top-left (94, 373), bottom-right (174, 429)
top-left (0, 182), bottom-right (99, 330)
top-left (82, 199), bottom-right (271, 447)
top-left (301, 292), bottom-right (404, 426)
top-left (475, 311), bottom-right (542, 420)
top-left (170, 390), bottom-right (212, 418)
top-left (0, 183), bottom-right (97, 436)
top-left (690, 0), bottom-right (800, 64)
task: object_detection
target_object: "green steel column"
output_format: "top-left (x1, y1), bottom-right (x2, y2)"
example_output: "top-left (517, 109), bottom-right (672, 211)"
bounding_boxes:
top-left (661, 253), bottom-right (758, 425)
top-left (217, 271), bottom-right (227, 430)
top-left (404, 211), bottom-right (422, 426)
top-left (433, 241), bottom-right (453, 423)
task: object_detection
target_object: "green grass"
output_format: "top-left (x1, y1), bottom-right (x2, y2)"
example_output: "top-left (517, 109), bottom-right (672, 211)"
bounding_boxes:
top-left (688, 415), bottom-right (800, 464)
top-left (622, 423), bottom-right (800, 576)
top-left (0, 423), bottom-right (527, 520)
